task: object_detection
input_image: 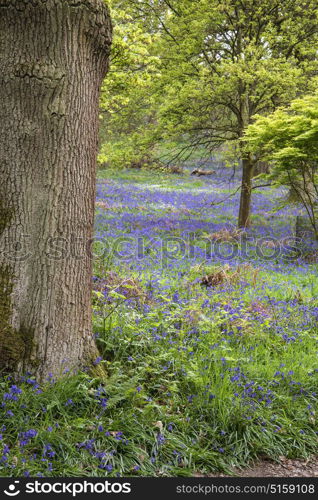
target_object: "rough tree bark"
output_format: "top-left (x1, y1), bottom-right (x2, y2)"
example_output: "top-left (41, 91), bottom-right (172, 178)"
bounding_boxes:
top-left (238, 155), bottom-right (255, 228)
top-left (0, 0), bottom-right (112, 380)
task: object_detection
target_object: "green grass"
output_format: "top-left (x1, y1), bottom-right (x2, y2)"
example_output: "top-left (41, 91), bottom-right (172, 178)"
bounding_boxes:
top-left (1, 168), bottom-right (317, 477)
top-left (1, 263), bottom-right (317, 477)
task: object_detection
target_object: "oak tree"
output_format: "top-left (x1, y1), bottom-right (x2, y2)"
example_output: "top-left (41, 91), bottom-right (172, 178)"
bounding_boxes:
top-left (0, 0), bottom-right (112, 380)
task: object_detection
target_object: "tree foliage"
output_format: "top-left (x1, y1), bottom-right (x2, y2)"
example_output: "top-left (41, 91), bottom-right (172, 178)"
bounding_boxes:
top-left (99, 0), bottom-right (161, 168)
top-left (245, 92), bottom-right (318, 235)
top-left (100, 0), bottom-right (318, 225)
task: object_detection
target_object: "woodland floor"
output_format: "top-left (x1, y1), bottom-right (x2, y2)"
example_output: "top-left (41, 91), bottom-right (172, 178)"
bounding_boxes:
top-left (1, 167), bottom-right (317, 477)
top-left (203, 456), bottom-right (318, 477)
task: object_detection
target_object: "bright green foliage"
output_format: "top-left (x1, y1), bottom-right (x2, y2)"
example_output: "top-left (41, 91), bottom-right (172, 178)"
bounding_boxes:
top-left (150, 0), bottom-right (314, 148)
top-left (99, 0), bottom-right (162, 168)
top-left (245, 92), bottom-right (318, 234)
top-left (100, 0), bottom-right (318, 169)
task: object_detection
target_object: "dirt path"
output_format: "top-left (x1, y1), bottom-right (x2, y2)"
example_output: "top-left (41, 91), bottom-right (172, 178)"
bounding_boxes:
top-left (205, 457), bottom-right (318, 477)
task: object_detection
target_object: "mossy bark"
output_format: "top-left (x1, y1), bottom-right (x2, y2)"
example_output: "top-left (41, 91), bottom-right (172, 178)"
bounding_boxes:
top-left (0, 0), bottom-right (112, 380)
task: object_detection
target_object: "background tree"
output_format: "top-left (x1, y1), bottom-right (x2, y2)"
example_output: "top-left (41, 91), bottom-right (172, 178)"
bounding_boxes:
top-left (0, 0), bottom-right (112, 380)
top-left (102, 0), bottom-right (318, 227)
top-left (245, 92), bottom-right (318, 237)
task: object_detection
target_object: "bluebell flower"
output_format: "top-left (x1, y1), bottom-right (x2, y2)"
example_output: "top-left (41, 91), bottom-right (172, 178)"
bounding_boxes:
top-left (93, 356), bottom-right (103, 365)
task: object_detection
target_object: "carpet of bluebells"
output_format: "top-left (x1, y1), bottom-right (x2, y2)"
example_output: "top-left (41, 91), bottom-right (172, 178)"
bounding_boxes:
top-left (1, 166), bottom-right (318, 477)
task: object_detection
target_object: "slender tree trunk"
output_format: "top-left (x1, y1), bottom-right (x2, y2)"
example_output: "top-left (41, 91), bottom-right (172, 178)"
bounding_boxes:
top-left (238, 155), bottom-right (255, 228)
top-left (0, 0), bottom-right (112, 380)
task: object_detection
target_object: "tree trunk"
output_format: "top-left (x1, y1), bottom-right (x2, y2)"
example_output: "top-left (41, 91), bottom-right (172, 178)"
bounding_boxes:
top-left (0, 0), bottom-right (112, 380)
top-left (238, 155), bottom-right (255, 228)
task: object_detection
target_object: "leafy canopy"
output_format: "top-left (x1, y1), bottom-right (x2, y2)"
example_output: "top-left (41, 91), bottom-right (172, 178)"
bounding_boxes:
top-left (245, 91), bottom-right (318, 232)
top-left (100, 0), bottom-right (318, 168)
